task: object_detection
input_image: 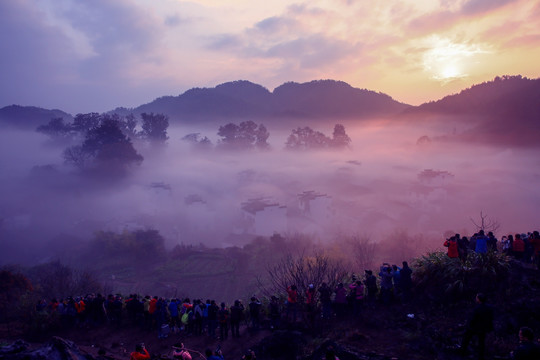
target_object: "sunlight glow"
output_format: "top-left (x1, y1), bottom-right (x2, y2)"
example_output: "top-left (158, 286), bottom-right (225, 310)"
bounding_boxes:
top-left (422, 36), bottom-right (488, 82)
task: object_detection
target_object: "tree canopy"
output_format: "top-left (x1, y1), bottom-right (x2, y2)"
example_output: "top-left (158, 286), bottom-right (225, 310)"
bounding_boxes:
top-left (285, 124), bottom-right (351, 150)
top-left (217, 120), bottom-right (270, 150)
top-left (64, 118), bottom-right (143, 174)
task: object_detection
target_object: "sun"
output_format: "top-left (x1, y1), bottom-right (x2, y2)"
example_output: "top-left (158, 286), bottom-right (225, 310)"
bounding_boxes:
top-left (422, 36), bottom-right (486, 82)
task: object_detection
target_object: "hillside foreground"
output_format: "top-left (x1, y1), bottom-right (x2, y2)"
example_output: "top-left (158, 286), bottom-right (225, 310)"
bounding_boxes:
top-left (1, 256), bottom-right (540, 360)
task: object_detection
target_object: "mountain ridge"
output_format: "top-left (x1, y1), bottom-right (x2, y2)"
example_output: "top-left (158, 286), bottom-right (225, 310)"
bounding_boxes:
top-left (1, 76), bottom-right (538, 130)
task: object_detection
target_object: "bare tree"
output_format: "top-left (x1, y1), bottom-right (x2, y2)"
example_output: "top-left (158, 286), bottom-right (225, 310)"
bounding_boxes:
top-left (257, 250), bottom-right (347, 301)
top-left (470, 211), bottom-right (501, 234)
top-left (346, 234), bottom-right (377, 273)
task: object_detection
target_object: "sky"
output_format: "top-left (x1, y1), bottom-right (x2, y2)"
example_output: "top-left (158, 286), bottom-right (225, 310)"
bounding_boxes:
top-left (1, 0), bottom-right (539, 114)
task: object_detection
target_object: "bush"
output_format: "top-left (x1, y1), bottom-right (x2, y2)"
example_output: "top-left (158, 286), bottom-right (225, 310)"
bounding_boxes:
top-left (412, 251), bottom-right (510, 303)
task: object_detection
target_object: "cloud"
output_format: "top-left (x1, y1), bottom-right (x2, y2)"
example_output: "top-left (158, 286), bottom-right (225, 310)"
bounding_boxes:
top-left (264, 35), bottom-right (361, 69)
top-left (460, 0), bottom-right (517, 15)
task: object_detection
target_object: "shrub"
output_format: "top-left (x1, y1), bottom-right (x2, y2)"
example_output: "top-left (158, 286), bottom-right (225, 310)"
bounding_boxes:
top-left (412, 251), bottom-right (510, 303)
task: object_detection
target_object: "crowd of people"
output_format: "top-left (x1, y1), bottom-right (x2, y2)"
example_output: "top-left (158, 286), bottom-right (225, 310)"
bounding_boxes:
top-left (35, 259), bottom-right (415, 342)
top-left (32, 229), bottom-right (540, 359)
top-left (443, 229), bottom-right (540, 268)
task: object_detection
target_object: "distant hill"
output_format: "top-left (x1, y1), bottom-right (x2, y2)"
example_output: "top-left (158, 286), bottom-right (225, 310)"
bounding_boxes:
top-left (411, 75), bottom-right (540, 118)
top-left (123, 79), bottom-right (411, 122)
top-left (0, 105), bottom-right (73, 130)
top-left (403, 75), bottom-right (540, 146)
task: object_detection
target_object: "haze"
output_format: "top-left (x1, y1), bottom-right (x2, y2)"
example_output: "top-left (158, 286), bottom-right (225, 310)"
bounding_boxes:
top-left (1, 117), bottom-right (539, 266)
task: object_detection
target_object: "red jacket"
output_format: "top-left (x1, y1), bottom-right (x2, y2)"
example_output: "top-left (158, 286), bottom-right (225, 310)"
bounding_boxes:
top-left (444, 239), bottom-right (459, 258)
top-left (130, 349), bottom-right (150, 360)
top-left (148, 298), bottom-right (158, 314)
top-left (287, 288), bottom-right (298, 304)
top-left (513, 238), bottom-right (525, 252)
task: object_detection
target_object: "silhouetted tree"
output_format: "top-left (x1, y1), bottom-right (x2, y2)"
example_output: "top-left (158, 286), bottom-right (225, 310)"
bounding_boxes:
top-left (64, 119), bottom-right (143, 173)
top-left (217, 120), bottom-right (269, 150)
top-left (36, 118), bottom-right (72, 140)
top-left (285, 126), bottom-right (331, 150)
top-left (116, 113), bottom-right (138, 140)
top-left (140, 112), bottom-right (169, 143)
top-left (182, 132), bottom-right (213, 149)
top-left (331, 124), bottom-right (351, 148)
top-left (71, 112), bottom-right (101, 134)
top-left (470, 211), bottom-right (501, 234)
top-left (257, 250), bottom-right (347, 300)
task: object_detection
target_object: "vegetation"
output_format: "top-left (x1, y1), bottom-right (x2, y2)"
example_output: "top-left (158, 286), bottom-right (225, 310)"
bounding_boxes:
top-left (413, 250), bottom-right (510, 302)
top-left (285, 124), bottom-right (351, 150)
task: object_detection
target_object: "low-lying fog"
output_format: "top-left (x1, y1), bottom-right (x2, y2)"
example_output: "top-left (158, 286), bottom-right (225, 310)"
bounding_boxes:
top-left (1, 117), bottom-right (539, 265)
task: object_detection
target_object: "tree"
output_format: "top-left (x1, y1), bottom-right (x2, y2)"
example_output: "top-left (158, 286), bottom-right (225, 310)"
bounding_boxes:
top-left (470, 211), bottom-right (501, 234)
top-left (71, 112), bottom-right (101, 134)
top-left (182, 133), bottom-right (213, 149)
top-left (331, 124), bottom-right (351, 148)
top-left (257, 250), bottom-right (347, 301)
top-left (36, 118), bottom-right (72, 140)
top-left (140, 113), bottom-right (169, 143)
top-left (217, 121), bottom-right (270, 150)
top-left (0, 269), bottom-right (33, 324)
top-left (63, 119), bottom-right (143, 174)
top-left (285, 126), bottom-right (331, 150)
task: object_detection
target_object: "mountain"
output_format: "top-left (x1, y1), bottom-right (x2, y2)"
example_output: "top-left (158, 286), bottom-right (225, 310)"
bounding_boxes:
top-left (411, 75), bottom-right (540, 118)
top-left (0, 105), bottom-right (73, 130)
top-left (403, 75), bottom-right (540, 146)
top-left (127, 79), bottom-right (410, 121)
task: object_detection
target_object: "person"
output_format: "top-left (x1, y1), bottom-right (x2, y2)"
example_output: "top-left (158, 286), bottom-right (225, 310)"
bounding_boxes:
top-left (458, 236), bottom-right (470, 261)
top-left (364, 270), bottom-right (378, 306)
top-left (511, 327), bottom-right (540, 359)
top-left (444, 235), bottom-right (460, 258)
top-left (400, 261), bottom-right (412, 303)
top-left (205, 347), bottom-right (224, 360)
top-left (130, 343), bottom-right (150, 360)
top-left (230, 299), bottom-right (244, 337)
top-left (379, 263), bottom-right (394, 304)
top-left (333, 283), bottom-right (347, 318)
top-left (305, 285), bottom-right (316, 327)
top-left (475, 230), bottom-right (488, 254)
top-left (248, 297), bottom-right (261, 331)
top-left (513, 233), bottom-right (525, 260)
top-left (207, 300), bottom-right (219, 338)
top-left (348, 280), bottom-right (364, 315)
top-left (460, 293), bottom-right (494, 360)
top-left (531, 231), bottom-right (540, 269)
top-left (318, 283), bottom-right (333, 319)
top-left (269, 295), bottom-right (281, 330)
top-left (218, 302), bottom-right (229, 340)
top-left (242, 349), bottom-right (256, 360)
top-left (172, 343), bottom-right (192, 360)
top-left (286, 285), bottom-right (298, 322)
top-left (501, 236), bottom-right (511, 255)
top-left (487, 232), bottom-right (498, 252)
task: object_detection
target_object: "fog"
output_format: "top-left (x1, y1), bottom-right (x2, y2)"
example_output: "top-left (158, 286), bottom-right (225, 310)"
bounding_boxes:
top-left (1, 117), bottom-right (539, 266)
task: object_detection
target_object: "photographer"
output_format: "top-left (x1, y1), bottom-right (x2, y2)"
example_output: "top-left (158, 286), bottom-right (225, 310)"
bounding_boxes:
top-left (205, 345), bottom-right (224, 360)
top-left (130, 343), bottom-right (150, 360)
top-left (172, 343), bottom-right (192, 360)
